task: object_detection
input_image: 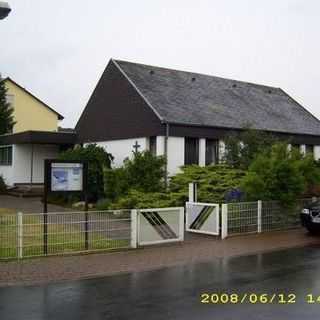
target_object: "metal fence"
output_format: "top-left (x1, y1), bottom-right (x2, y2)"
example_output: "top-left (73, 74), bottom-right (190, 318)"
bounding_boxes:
top-left (221, 199), bottom-right (312, 238)
top-left (0, 210), bottom-right (133, 260)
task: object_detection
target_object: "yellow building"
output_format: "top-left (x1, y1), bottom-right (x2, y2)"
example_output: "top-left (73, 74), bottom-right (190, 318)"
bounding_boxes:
top-left (4, 77), bottom-right (63, 133)
top-left (0, 78), bottom-right (76, 187)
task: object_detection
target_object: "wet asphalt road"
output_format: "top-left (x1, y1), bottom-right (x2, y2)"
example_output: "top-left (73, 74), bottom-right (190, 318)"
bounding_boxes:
top-left (1, 246), bottom-right (320, 320)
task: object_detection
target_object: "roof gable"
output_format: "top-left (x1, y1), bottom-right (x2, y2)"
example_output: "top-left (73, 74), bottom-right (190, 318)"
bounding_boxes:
top-left (3, 77), bottom-right (64, 120)
top-left (115, 59), bottom-right (320, 136)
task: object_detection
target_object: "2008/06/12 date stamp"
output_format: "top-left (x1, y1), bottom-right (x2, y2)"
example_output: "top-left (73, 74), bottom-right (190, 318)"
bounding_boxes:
top-left (200, 293), bottom-right (320, 304)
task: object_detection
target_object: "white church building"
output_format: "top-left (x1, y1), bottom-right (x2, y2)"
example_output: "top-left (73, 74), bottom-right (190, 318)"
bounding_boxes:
top-left (76, 59), bottom-right (320, 176)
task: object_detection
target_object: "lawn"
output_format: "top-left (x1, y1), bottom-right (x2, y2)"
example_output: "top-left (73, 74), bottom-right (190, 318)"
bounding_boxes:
top-left (0, 210), bottom-right (131, 259)
top-left (0, 208), bottom-right (16, 215)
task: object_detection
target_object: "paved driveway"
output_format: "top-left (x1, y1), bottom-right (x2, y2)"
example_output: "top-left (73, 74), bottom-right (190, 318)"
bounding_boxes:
top-left (1, 245), bottom-right (320, 320)
top-left (0, 195), bottom-right (70, 213)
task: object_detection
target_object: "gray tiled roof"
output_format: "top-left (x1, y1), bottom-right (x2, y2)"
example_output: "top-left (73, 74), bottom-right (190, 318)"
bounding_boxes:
top-left (115, 60), bottom-right (320, 136)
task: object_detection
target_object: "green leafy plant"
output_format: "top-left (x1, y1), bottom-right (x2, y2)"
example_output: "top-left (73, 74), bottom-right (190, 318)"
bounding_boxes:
top-left (224, 127), bottom-right (278, 169)
top-left (241, 143), bottom-right (320, 207)
top-left (100, 164), bottom-right (245, 209)
top-left (104, 151), bottom-right (166, 201)
top-left (59, 144), bottom-right (113, 201)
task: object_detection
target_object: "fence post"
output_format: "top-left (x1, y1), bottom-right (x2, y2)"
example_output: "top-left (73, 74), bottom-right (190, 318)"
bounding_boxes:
top-left (84, 211), bottom-right (89, 250)
top-left (221, 204), bottom-right (228, 239)
top-left (188, 182), bottom-right (197, 202)
top-left (257, 200), bottom-right (262, 233)
top-left (131, 210), bottom-right (138, 248)
top-left (179, 207), bottom-right (185, 241)
top-left (17, 212), bottom-right (23, 259)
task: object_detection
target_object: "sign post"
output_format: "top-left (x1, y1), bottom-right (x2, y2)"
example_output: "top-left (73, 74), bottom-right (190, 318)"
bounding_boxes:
top-left (43, 160), bottom-right (88, 255)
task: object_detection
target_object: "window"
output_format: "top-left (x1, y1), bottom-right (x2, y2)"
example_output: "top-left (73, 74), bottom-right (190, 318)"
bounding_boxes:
top-left (185, 137), bottom-right (199, 165)
top-left (306, 145), bottom-right (314, 156)
top-left (205, 139), bottom-right (219, 165)
top-left (0, 146), bottom-right (13, 166)
top-left (149, 136), bottom-right (157, 156)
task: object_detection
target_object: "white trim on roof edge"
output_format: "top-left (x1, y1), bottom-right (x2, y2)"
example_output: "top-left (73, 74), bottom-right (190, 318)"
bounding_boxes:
top-left (111, 59), bottom-right (164, 122)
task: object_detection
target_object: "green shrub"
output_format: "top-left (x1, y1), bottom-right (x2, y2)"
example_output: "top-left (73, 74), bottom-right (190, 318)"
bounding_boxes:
top-left (170, 164), bottom-right (246, 203)
top-left (59, 144), bottom-right (113, 202)
top-left (104, 151), bottom-right (166, 201)
top-left (98, 190), bottom-right (185, 210)
top-left (224, 127), bottom-right (278, 169)
top-left (0, 175), bottom-right (6, 193)
top-left (100, 164), bottom-right (245, 209)
top-left (241, 143), bottom-right (320, 207)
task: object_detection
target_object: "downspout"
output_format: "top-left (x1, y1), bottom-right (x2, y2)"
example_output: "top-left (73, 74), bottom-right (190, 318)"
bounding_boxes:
top-left (164, 122), bottom-right (169, 189)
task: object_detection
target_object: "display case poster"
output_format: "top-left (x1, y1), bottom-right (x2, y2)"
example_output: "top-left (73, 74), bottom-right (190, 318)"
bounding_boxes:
top-left (51, 163), bottom-right (83, 192)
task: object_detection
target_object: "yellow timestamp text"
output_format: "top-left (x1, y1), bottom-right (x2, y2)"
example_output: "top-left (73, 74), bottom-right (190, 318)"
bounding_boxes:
top-left (200, 293), bottom-right (320, 304)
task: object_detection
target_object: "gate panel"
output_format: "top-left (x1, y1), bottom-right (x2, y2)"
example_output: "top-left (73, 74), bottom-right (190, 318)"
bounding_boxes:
top-left (137, 207), bottom-right (184, 246)
top-left (186, 202), bottom-right (220, 235)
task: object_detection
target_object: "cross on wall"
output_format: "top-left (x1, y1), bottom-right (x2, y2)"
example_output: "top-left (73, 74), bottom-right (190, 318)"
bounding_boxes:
top-left (133, 141), bottom-right (141, 153)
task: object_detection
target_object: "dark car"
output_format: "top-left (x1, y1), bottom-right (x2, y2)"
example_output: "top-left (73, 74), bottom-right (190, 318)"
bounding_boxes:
top-left (301, 199), bottom-right (320, 234)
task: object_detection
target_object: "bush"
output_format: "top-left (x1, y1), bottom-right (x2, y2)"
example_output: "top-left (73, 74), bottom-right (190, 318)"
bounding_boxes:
top-left (241, 143), bottom-right (320, 207)
top-left (0, 175), bottom-right (6, 193)
top-left (104, 151), bottom-right (166, 201)
top-left (170, 164), bottom-right (246, 203)
top-left (98, 189), bottom-right (186, 210)
top-left (99, 164), bottom-right (246, 209)
top-left (224, 127), bottom-right (278, 169)
top-left (59, 144), bottom-right (113, 202)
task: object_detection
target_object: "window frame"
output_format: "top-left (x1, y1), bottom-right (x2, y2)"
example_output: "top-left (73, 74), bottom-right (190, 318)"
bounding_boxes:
top-left (0, 145), bottom-right (13, 166)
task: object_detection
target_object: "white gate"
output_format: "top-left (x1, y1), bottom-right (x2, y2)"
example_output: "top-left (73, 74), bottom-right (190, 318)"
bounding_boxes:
top-left (137, 207), bottom-right (184, 246)
top-left (186, 202), bottom-right (220, 236)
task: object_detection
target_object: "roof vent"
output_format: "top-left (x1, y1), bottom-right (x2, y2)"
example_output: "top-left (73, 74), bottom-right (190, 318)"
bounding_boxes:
top-left (232, 83), bottom-right (237, 88)
top-left (149, 70), bottom-right (154, 75)
top-left (268, 89), bottom-right (272, 94)
top-left (191, 77), bottom-right (196, 82)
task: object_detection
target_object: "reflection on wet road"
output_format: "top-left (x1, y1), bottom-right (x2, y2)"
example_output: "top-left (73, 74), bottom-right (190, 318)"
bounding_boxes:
top-left (1, 246), bottom-right (320, 319)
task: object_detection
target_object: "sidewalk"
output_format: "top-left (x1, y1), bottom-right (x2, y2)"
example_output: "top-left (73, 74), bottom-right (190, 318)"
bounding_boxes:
top-left (0, 229), bottom-right (319, 287)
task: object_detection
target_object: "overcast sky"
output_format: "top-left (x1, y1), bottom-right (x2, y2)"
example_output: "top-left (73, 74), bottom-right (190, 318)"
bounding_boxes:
top-left (1, 0), bottom-right (319, 128)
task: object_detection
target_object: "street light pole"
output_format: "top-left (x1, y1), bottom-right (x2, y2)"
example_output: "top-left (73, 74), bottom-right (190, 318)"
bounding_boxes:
top-left (0, 1), bottom-right (11, 20)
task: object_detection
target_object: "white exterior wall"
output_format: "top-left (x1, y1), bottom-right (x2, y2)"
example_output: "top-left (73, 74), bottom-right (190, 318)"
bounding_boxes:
top-left (0, 164), bottom-right (14, 186)
top-left (199, 138), bottom-right (206, 167)
top-left (167, 137), bottom-right (185, 176)
top-left (94, 136), bottom-right (184, 175)
top-left (13, 144), bottom-right (59, 184)
top-left (94, 137), bottom-right (148, 167)
top-left (0, 144), bottom-right (59, 186)
top-left (300, 144), bottom-right (306, 156)
top-left (219, 140), bottom-right (226, 162)
top-left (314, 146), bottom-right (320, 160)
top-left (156, 136), bottom-right (165, 156)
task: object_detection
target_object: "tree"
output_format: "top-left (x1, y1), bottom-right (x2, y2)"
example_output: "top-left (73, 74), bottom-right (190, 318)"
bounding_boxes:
top-left (59, 144), bottom-right (113, 201)
top-left (241, 143), bottom-right (320, 207)
top-left (123, 151), bottom-right (166, 192)
top-left (224, 127), bottom-right (277, 169)
top-left (0, 78), bottom-right (15, 135)
top-left (104, 151), bottom-right (166, 202)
